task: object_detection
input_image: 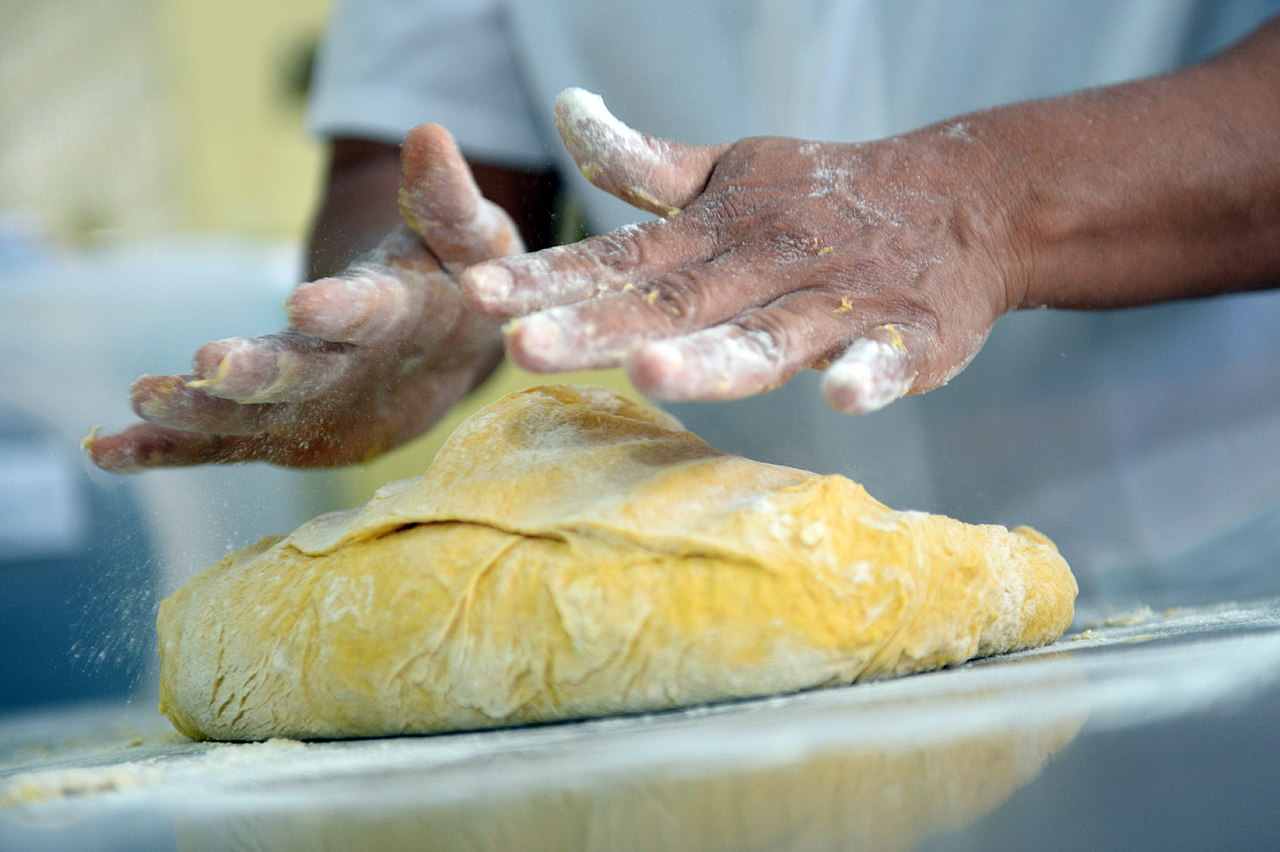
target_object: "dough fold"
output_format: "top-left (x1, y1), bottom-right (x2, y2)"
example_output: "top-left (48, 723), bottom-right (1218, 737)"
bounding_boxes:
top-left (157, 384), bottom-right (1076, 740)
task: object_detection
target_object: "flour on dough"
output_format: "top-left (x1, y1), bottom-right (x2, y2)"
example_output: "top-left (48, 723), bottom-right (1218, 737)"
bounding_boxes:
top-left (157, 385), bottom-right (1076, 740)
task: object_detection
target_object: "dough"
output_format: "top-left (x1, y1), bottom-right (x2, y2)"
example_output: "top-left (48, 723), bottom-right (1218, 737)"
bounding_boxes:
top-left (157, 385), bottom-right (1076, 740)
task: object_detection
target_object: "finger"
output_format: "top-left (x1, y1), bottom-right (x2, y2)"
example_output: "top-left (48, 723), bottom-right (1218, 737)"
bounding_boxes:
top-left (290, 226), bottom-right (454, 344)
top-left (824, 315), bottom-right (994, 414)
top-left (553, 88), bottom-right (730, 216)
top-left (501, 301), bottom-right (628, 373)
top-left (821, 324), bottom-right (916, 415)
top-left (461, 90), bottom-right (734, 317)
top-left (187, 332), bottom-right (353, 404)
top-left (460, 219), bottom-right (715, 316)
top-left (501, 253), bottom-right (781, 372)
top-left (130, 374), bottom-right (271, 436)
top-left (83, 422), bottom-right (254, 472)
top-left (398, 123), bottom-right (524, 265)
top-left (623, 288), bottom-right (854, 401)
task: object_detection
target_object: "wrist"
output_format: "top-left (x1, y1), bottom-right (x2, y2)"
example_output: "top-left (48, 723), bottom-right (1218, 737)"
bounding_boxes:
top-left (307, 139), bottom-right (403, 280)
top-left (957, 37), bottom-right (1280, 312)
top-left (889, 115), bottom-right (1034, 320)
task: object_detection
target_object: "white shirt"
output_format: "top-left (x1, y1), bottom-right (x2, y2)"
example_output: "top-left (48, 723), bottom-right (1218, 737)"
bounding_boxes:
top-left (309, 0), bottom-right (1280, 606)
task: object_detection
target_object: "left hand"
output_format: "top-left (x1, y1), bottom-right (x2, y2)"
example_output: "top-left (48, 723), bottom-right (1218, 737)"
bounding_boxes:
top-left (86, 125), bottom-right (518, 471)
top-left (458, 89), bottom-right (1021, 414)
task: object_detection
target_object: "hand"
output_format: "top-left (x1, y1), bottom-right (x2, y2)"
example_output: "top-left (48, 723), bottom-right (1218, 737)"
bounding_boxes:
top-left (86, 125), bottom-right (522, 471)
top-left (459, 89), bottom-right (1018, 414)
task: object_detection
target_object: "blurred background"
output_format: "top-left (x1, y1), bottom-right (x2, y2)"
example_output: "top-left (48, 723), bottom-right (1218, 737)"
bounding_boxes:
top-left (2, 0), bottom-right (328, 246)
top-left (0, 0), bottom-right (334, 713)
top-left (0, 0), bottom-right (633, 714)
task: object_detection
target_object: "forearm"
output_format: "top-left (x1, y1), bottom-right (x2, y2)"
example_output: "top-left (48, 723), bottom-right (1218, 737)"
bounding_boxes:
top-left (306, 140), bottom-right (403, 280)
top-left (961, 16), bottom-right (1280, 311)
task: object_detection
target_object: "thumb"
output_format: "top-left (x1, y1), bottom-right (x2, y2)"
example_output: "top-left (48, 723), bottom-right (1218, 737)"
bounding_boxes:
top-left (554, 88), bottom-right (730, 217)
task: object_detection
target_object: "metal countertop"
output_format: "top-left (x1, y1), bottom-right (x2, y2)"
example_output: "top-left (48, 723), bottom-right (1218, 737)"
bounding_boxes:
top-left (4, 598), bottom-right (1280, 852)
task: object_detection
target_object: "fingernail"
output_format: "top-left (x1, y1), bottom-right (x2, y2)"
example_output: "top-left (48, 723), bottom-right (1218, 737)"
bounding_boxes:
top-left (506, 312), bottom-right (564, 366)
top-left (646, 341), bottom-right (684, 374)
top-left (79, 425), bottom-right (100, 454)
top-left (134, 375), bottom-right (187, 419)
top-left (189, 340), bottom-right (233, 384)
top-left (191, 338), bottom-right (286, 401)
top-left (630, 341), bottom-right (685, 396)
top-left (461, 265), bottom-right (513, 308)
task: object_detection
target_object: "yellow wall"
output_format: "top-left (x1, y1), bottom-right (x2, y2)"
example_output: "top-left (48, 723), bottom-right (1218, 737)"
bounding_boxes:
top-left (0, 0), bottom-right (329, 242)
top-left (154, 0), bottom-right (331, 238)
top-left (1, 0), bottom-right (639, 511)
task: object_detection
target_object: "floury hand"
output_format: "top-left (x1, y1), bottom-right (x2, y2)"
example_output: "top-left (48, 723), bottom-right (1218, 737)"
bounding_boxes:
top-left (87, 125), bottom-right (519, 470)
top-left (460, 88), bottom-right (1014, 414)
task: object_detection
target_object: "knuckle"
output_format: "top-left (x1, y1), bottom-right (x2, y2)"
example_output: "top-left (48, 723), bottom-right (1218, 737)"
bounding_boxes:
top-left (698, 190), bottom-right (754, 233)
top-left (831, 257), bottom-right (892, 295)
top-left (697, 189), bottom-right (785, 250)
top-left (579, 222), bottom-right (655, 275)
top-left (731, 311), bottom-right (793, 363)
top-left (638, 269), bottom-right (709, 324)
top-left (888, 295), bottom-right (944, 342)
top-left (772, 228), bottom-right (822, 257)
top-left (369, 225), bottom-right (428, 265)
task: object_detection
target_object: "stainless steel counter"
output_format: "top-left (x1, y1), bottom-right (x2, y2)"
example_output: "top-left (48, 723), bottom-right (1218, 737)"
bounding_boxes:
top-left (4, 598), bottom-right (1280, 852)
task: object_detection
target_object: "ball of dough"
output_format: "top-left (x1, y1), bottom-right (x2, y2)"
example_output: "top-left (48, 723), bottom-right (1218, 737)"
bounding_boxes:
top-left (157, 385), bottom-right (1076, 740)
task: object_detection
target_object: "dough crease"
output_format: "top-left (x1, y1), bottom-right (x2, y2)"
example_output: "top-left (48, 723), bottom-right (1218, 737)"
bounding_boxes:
top-left (157, 385), bottom-right (1076, 740)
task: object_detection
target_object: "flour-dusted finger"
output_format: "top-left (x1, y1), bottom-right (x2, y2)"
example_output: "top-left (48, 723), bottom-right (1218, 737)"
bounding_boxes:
top-left (83, 422), bottom-right (258, 471)
top-left (286, 272), bottom-right (411, 344)
top-left (291, 225), bottom-right (459, 345)
top-left (130, 374), bottom-right (271, 436)
top-left (461, 90), bottom-right (730, 318)
top-left (460, 218), bottom-right (715, 317)
top-left (554, 88), bottom-right (730, 216)
top-left (188, 333), bottom-right (353, 404)
top-left (625, 323), bottom-right (787, 401)
top-left (624, 289), bottom-right (862, 401)
top-left (399, 123), bottom-right (524, 265)
top-left (821, 325), bottom-right (916, 415)
top-left (502, 253), bottom-right (785, 372)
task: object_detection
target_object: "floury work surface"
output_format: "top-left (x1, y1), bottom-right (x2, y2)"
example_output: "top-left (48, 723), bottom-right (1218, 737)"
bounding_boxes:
top-left (4, 599), bottom-right (1280, 852)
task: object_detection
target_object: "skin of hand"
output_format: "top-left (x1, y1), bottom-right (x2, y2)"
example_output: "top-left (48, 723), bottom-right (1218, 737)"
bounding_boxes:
top-left (460, 18), bottom-right (1280, 414)
top-left (86, 124), bottom-right (532, 471)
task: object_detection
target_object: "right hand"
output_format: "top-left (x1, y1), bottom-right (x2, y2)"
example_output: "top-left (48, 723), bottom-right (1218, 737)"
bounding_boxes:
top-left (86, 125), bottom-right (521, 471)
top-left (460, 89), bottom-right (1016, 415)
